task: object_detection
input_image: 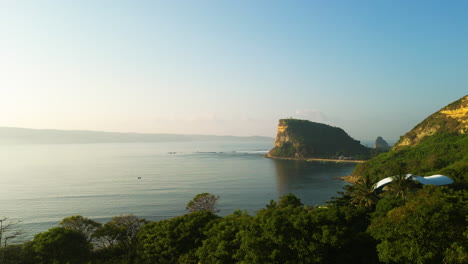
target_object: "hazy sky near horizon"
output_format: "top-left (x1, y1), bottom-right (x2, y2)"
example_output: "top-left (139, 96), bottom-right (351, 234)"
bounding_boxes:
top-left (1, 0), bottom-right (467, 139)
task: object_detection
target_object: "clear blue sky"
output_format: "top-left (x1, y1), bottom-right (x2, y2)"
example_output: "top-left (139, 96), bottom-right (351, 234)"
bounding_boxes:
top-left (1, 0), bottom-right (467, 140)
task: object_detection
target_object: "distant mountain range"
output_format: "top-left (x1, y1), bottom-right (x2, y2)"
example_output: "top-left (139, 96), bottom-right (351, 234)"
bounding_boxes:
top-left (0, 127), bottom-right (273, 144)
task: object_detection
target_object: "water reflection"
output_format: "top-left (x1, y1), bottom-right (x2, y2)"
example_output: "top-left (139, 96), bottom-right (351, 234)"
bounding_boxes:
top-left (271, 159), bottom-right (355, 205)
top-left (273, 159), bottom-right (310, 195)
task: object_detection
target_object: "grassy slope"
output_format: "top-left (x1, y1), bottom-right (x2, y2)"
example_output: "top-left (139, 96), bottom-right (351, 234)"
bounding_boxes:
top-left (353, 133), bottom-right (468, 183)
top-left (393, 96), bottom-right (466, 149)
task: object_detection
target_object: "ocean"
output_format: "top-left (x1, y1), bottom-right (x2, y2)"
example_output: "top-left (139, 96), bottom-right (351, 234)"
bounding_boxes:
top-left (0, 141), bottom-right (354, 241)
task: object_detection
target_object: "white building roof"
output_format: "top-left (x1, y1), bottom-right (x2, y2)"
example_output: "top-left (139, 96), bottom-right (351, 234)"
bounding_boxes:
top-left (374, 174), bottom-right (453, 191)
top-left (412, 175), bottom-right (454, 185)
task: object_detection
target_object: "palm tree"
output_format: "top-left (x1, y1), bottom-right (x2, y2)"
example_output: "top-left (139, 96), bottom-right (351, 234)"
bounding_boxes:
top-left (386, 173), bottom-right (418, 199)
top-left (351, 175), bottom-right (379, 209)
top-left (381, 160), bottom-right (418, 198)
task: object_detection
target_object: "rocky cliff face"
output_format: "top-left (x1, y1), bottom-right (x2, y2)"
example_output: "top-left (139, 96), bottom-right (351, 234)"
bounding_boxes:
top-left (374, 136), bottom-right (390, 150)
top-left (268, 119), bottom-right (369, 158)
top-left (273, 121), bottom-right (291, 147)
top-left (393, 95), bottom-right (468, 149)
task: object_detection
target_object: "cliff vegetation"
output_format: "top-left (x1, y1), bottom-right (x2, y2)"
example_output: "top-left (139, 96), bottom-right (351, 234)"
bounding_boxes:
top-left (393, 95), bottom-right (467, 149)
top-left (354, 95), bottom-right (468, 185)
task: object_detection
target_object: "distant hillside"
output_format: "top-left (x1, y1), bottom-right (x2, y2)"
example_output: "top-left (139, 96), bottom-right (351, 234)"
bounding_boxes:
top-left (267, 119), bottom-right (369, 159)
top-left (393, 95), bottom-right (468, 149)
top-left (0, 127), bottom-right (273, 144)
top-left (353, 95), bottom-right (468, 183)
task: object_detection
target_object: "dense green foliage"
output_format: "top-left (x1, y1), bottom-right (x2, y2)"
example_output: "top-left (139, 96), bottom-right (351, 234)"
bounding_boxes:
top-left (138, 211), bottom-right (219, 263)
top-left (236, 201), bottom-right (377, 264)
top-left (1, 188), bottom-right (466, 263)
top-left (31, 227), bottom-right (91, 264)
top-left (195, 210), bottom-right (252, 264)
top-left (268, 119), bottom-right (370, 159)
top-left (368, 186), bottom-right (467, 263)
top-left (353, 133), bottom-right (468, 184)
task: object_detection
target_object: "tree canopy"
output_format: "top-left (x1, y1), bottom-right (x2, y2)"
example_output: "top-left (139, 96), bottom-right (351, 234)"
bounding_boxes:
top-left (368, 186), bottom-right (467, 264)
top-left (186, 193), bottom-right (220, 213)
top-left (59, 215), bottom-right (101, 244)
top-left (3, 186), bottom-right (465, 264)
top-left (32, 227), bottom-right (90, 264)
top-left (138, 211), bottom-right (219, 263)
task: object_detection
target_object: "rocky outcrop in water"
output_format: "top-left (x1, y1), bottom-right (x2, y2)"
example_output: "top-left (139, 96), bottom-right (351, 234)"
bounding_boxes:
top-left (374, 136), bottom-right (390, 150)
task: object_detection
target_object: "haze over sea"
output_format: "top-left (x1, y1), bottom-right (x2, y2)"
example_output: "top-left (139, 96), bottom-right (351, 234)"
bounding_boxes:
top-left (1, 140), bottom-right (353, 241)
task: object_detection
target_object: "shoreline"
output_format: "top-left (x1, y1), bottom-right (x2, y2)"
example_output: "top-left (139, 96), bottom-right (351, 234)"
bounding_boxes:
top-left (264, 154), bottom-right (366, 164)
top-left (336, 175), bottom-right (360, 184)
top-left (264, 154), bottom-right (364, 184)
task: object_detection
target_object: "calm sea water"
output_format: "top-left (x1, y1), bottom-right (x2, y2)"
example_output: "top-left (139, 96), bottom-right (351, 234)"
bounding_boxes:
top-left (0, 141), bottom-right (354, 241)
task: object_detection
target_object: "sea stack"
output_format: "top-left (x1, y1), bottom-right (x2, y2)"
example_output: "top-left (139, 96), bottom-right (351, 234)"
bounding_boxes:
top-left (373, 136), bottom-right (390, 150)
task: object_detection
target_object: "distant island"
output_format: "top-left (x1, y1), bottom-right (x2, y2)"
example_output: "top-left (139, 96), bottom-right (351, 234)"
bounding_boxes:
top-left (0, 127), bottom-right (273, 145)
top-left (266, 119), bottom-right (370, 161)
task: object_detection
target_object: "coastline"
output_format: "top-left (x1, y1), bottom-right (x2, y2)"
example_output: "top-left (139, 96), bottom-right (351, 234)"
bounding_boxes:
top-left (264, 154), bottom-right (366, 164)
top-left (336, 175), bottom-right (360, 184)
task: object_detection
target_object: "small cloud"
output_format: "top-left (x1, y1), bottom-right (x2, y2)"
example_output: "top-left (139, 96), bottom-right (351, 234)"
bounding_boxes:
top-left (294, 109), bottom-right (329, 123)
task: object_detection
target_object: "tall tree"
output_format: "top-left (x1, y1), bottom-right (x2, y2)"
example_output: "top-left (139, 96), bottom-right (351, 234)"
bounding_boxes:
top-left (350, 175), bottom-right (379, 209)
top-left (186, 193), bottom-right (220, 213)
top-left (386, 173), bottom-right (419, 198)
top-left (59, 215), bottom-right (101, 245)
top-left (94, 215), bottom-right (146, 251)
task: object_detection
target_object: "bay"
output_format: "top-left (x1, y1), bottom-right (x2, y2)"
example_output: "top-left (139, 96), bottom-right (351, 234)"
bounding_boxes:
top-left (0, 141), bottom-right (354, 241)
